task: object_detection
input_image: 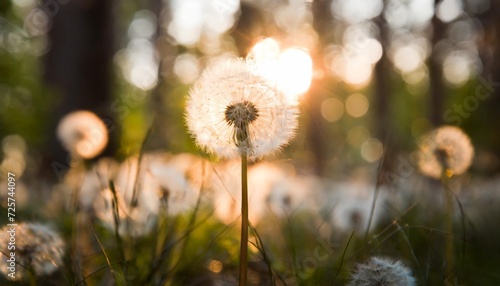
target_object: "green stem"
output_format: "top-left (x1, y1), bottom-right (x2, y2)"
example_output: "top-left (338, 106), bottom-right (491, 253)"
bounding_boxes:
top-left (239, 152), bottom-right (248, 286)
top-left (442, 176), bottom-right (455, 282)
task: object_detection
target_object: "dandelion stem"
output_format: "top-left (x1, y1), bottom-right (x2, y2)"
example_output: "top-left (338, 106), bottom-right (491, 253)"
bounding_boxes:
top-left (442, 175), bottom-right (455, 283)
top-left (239, 152), bottom-right (249, 286)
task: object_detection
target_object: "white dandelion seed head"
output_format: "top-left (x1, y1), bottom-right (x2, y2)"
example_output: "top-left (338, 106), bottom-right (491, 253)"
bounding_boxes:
top-left (185, 58), bottom-right (299, 161)
top-left (62, 157), bottom-right (119, 210)
top-left (94, 186), bottom-right (157, 237)
top-left (114, 155), bottom-right (162, 216)
top-left (0, 223), bottom-right (65, 280)
top-left (93, 154), bottom-right (163, 237)
top-left (145, 153), bottom-right (203, 215)
top-left (115, 153), bottom-right (202, 216)
top-left (348, 256), bottom-right (416, 286)
top-left (93, 152), bottom-right (205, 236)
top-left (267, 175), bottom-right (324, 217)
top-left (324, 181), bottom-right (389, 233)
top-left (210, 161), bottom-right (279, 225)
top-left (57, 110), bottom-right (109, 159)
top-left (417, 125), bottom-right (474, 179)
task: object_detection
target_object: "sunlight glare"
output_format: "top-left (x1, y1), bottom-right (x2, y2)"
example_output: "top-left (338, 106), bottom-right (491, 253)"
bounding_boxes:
top-left (249, 39), bottom-right (313, 99)
top-left (277, 48), bottom-right (313, 96)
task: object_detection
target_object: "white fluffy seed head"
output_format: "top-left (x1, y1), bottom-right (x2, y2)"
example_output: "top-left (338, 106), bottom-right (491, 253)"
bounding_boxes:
top-left (417, 125), bottom-right (474, 179)
top-left (185, 58), bottom-right (299, 161)
top-left (348, 257), bottom-right (416, 286)
top-left (57, 110), bottom-right (108, 159)
top-left (0, 223), bottom-right (65, 280)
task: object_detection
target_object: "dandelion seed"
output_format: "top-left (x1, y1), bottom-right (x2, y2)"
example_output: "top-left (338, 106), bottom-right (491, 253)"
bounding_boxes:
top-left (0, 223), bottom-right (65, 280)
top-left (417, 125), bottom-right (474, 179)
top-left (185, 58), bottom-right (299, 160)
top-left (57, 110), bottom-right (109, 159)
top-left (348, 257), bottom-right (416, 286)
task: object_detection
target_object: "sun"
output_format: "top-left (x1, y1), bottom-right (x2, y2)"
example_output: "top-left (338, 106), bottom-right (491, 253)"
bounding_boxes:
top-left (248, 38), bottom-right (313, 99)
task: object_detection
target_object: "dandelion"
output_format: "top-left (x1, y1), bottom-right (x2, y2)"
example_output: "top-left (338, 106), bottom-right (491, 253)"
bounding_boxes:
top-left (94, 186), bottom-right (157, 237)
top-left (185, 58), bottom-right (299, 285)
top-left (348, 257), bottom-right (416, 286)
top-left (325, 181), bottom-right (389, 234)
top-left (115, 153), bottom-right (201, 216)
top-left (94, 153), bottom-right (205, 236)
top-left (416, 125), bottom-right (474, 282)
top-left (267, 175), bottom-right (323, 217)
top-left (0, 223), bottom-right (65, 280)
top-left (185, 58), bottom-right (299, 160)
top-left (57, 110), bottom-right (108, 159)
top-left (211, 161), bottom-right (285, 225)
top-left (417, 125), bottom-right (474, 179)
top-left (62, 157), bottom-right (119, 210)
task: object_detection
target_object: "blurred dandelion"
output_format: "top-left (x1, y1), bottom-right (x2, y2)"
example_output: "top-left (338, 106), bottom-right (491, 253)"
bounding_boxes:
top-left (417, 125), bottom-right (474, 179)
top-left (94, 186), bottom-right (157, 237)
top-left (93, 153), bottom-right (205, 236)
top-left (57, 110), bottom-right (109, 159)
top-left (0, 223), bottom-right (65, 281)
top-left (61, 157), bottom-right (119, 210)
top-left (325, 181), bottom-right (389, 234)
top-left (416, 125), bottom-right (474, 281)
top-left (211, 161), bottom-right (288, 225)
top-left (186, 58), bottom-right (299, 285)
top-left (185, 58), bottom-right (299, 161)
top-left (1, 134), bottom-right (27, 177)
top-left (115, 153), bottom-right (202, 216)
top-left (348, 257), bottom-right (416, 286)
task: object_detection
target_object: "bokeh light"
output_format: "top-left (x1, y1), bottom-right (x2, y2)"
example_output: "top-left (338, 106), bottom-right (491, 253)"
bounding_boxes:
top-left (128, 10), bottom-right (157, 40)
top-left (331, 0), bottom-right (383, 24)
top-left (436, 0), bottom-right (463, 23)
top-left (321, 97), bottom-right (344, 122)
top-left (384, 0), bottom-right (434, 29)
top-left (1, 135), bottom-right (27, 177)
top-left (443, 51), bottom-right (478, 87)
top-left (326, 23), bottom-right (383, 87)
top-left (167, 0), bottom-right (239, 47)
top-left (345, 93), bottom-right (369, 118)
top-left (360, 138), bottom-right (384, 162)
top-left (208, 260), bottom-right (223, 273)
top-left (173, 53), bottom-right (201, 84)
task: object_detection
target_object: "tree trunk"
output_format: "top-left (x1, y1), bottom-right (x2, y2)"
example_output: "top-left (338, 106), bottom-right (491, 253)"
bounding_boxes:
top-left (429, 0), bottom-right (446, 126)
top-left (309, 0), bottom-right (333, 175)
top-left (42, 0), bottom-right (115, 180)
top-left (372, 6), bottom-right (395, 178)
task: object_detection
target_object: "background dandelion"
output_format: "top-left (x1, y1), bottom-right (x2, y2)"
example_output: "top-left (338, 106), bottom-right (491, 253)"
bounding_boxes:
top-left (57, 111), bottom-right (109, 160)
top-left (0, 223), bottom-right (65, 281)
top-left (2, 0), bottom-right (500, 285)
top-left (417, 125), bottom-right (474, 179)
